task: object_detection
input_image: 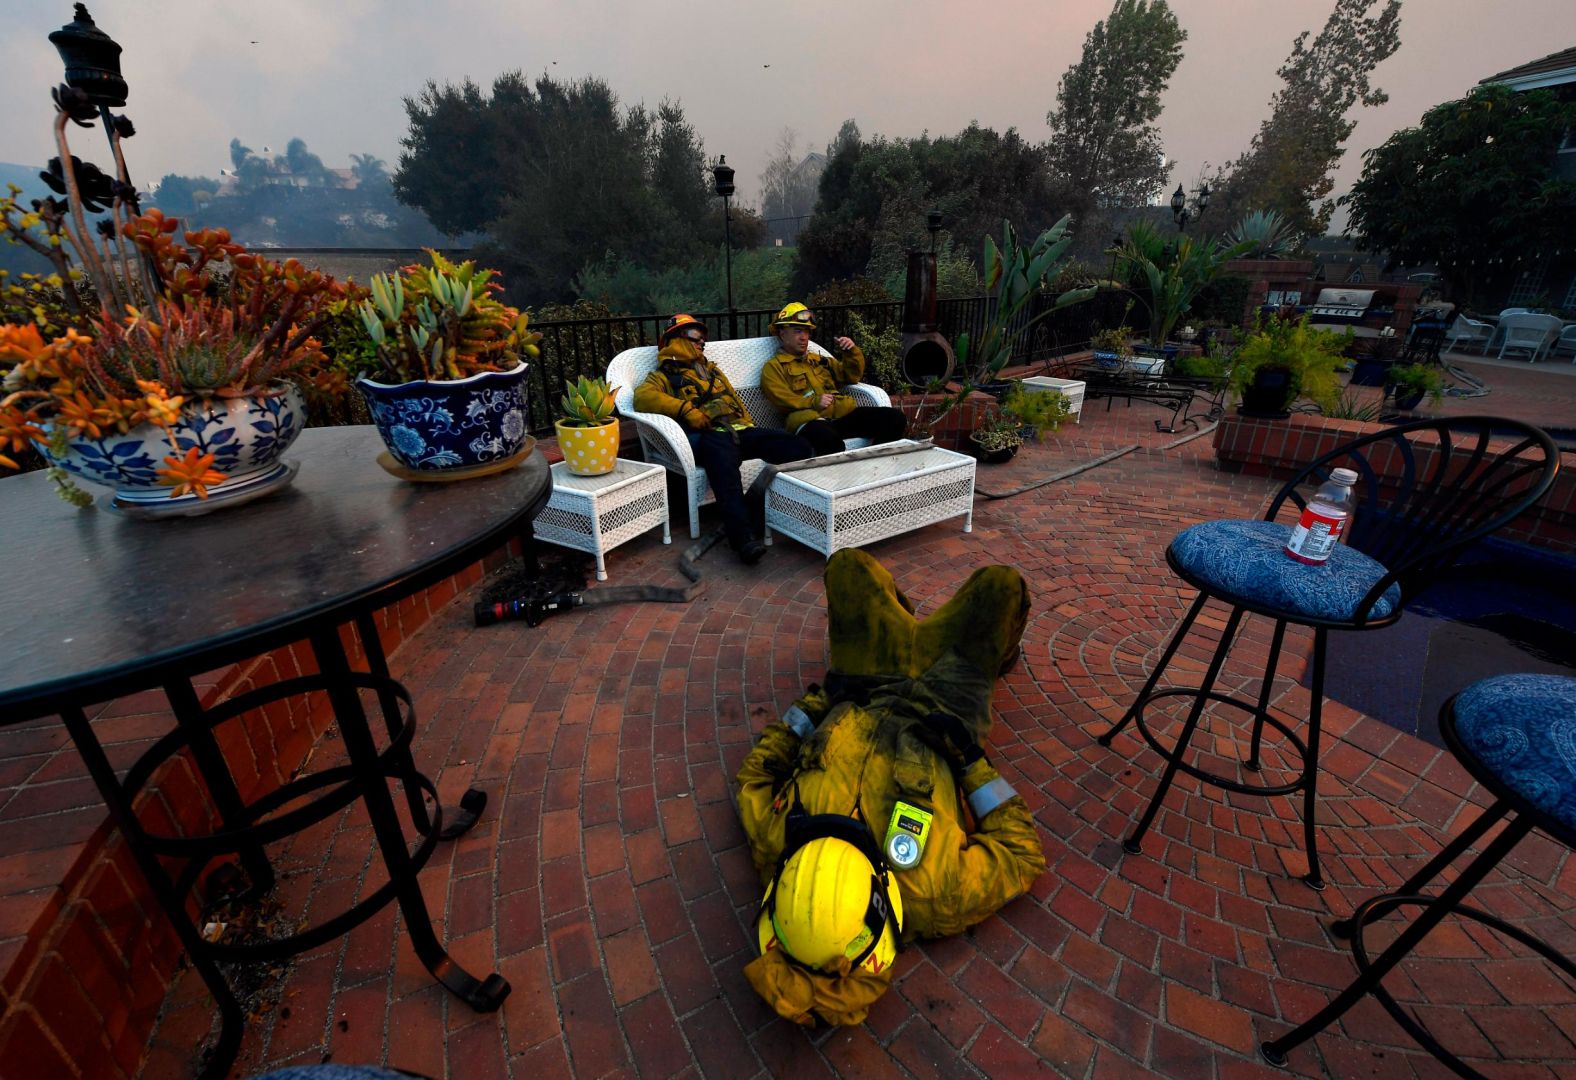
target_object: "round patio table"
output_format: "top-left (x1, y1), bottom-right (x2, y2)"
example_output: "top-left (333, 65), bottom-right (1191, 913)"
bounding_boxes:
top-left (0, 425), bottom-right (550, 1079)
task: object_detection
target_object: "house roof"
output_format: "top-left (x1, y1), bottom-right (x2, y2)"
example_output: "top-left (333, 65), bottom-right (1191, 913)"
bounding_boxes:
top-left (1479, 46), bottom-right (1576, 90)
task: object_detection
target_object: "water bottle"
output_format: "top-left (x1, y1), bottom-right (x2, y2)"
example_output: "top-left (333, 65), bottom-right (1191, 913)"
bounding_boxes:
top-left (1284, 468), bottom-right (1358, 565)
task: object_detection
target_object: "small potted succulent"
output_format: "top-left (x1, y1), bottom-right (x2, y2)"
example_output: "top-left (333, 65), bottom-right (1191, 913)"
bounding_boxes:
top-left (968, 413), bottom-right (1024, 464)
top-left (1385, 362), bottom-right (1445, 412)
top-left (555, 375), bottom-right (620, 476)
top-left (968, 383), bottom-right (1071, 463)
top-left (353, 252), bottom-right (542, 473)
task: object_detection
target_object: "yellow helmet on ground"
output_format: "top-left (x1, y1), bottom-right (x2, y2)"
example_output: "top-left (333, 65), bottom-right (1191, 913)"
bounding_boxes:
top-left (755, 835), bottom-right (904, 976)
top-left (770, 302), bottom-right (816, 331)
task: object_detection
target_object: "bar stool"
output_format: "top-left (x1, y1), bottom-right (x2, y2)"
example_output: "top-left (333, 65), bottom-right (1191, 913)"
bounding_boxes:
top-left (1098, 418), bottom-right (1560, 888)
top-left (1262, 674), bottom-right (1576, 1076)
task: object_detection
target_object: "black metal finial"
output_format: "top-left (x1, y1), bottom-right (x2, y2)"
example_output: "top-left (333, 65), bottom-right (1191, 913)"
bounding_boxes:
top-left (49, 4), bottom-right (127, 108)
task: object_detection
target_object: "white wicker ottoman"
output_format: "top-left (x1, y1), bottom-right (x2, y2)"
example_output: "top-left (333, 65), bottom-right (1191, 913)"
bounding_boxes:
top-left (1019, 376), bottom-right (1085, 423)
top-left (535, 459), bottom-right (670, 580)
top-left (763, 443), bottom-right (976, 557)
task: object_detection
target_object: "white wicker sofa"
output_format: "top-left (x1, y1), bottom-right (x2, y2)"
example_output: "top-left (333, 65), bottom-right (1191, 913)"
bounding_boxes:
top-left (606, 337), bottom-right (892, 539)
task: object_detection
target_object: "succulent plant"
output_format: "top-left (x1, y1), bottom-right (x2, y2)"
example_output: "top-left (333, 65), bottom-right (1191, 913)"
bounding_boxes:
top-left (356, 251), bottom-right (541, 383)
top-left (559, 375), bottom-right (618, 427)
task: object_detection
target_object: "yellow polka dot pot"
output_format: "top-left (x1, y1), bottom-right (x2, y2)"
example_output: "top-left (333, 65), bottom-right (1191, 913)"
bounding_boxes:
top-left (554, 417), bottom-right (620, 476)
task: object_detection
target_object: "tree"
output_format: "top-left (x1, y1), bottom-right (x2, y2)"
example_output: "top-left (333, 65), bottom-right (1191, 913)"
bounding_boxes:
top-left (1344, 83), bottom-right (1576, 306)
top-left (395, 72), bottom-right (722, 303)
top-left (229, 137), bottom-right (252, 172)
top-left (349, 153), bottom-right (388, 187)
top-left (759, 127), bottom-right (822, 236)
top-left (794, 121), bottom-right (1063, 292)
top-left (1045, 0), bottom-right (1187, 216)
top-left (1208, 0), bottom-right (1401, 238)
top-left (150, 173), bottom-right (220, 218)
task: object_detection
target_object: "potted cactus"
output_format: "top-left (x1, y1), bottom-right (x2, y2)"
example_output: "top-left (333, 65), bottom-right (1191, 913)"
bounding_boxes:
top-left (555, 375), bottom-right (620, 476)
top-left (353, 252), bottom-right (541, 472)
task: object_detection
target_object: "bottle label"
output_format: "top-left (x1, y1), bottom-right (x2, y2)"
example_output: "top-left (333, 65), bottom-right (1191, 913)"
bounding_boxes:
top-left (1285, 506), bottom-right (1346, 565)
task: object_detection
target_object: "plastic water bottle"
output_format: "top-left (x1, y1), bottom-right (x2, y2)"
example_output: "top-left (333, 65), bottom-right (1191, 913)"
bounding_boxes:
top-left (1284, 468), bottom-right (1358, 565)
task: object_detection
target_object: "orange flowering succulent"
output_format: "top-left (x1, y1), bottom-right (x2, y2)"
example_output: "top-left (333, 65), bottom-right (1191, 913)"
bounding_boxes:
top-left (156, 446), bottom-right (227, 500)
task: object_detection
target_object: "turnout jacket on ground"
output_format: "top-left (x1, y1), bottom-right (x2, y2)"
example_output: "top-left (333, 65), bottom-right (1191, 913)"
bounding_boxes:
top-left (760, 344), bottom-right (866, 432)
top-left (732, 551), bottom-right (1044, 1027)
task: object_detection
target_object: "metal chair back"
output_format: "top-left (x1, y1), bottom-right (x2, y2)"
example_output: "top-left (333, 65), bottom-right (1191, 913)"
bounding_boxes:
top-left (1265, 417), bottom-right (1561, 622)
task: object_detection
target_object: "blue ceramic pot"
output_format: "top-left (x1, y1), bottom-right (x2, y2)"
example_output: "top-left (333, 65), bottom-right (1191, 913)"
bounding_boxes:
top-left (41, 384), bottom-right (304, 507)
top-left (357, 363), bottom-right (530, 471)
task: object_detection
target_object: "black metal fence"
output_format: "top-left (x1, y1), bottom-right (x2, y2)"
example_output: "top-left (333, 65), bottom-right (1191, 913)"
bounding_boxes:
top-left (522, 289), bottom-right (1140, 434)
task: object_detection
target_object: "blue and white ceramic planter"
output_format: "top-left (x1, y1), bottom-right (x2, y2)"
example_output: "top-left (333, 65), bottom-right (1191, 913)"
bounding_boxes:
top-left (41, 384), bottom-right (305, 508)
top-left (357, 363), bottom-right (530, 471)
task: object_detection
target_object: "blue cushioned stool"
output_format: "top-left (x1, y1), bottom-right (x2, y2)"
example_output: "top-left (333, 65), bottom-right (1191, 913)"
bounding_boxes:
top-left (1262, 674), bottom-right (1576, 1076)
top-left (1098, 417), bottom-right (1559, 888)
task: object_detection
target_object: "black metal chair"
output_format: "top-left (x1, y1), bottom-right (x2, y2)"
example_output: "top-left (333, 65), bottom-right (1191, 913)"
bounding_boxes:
top-left (1262, 674), bottom-right (1576, 1076)
top-left (1098, 417), bottom-right (1561, 888)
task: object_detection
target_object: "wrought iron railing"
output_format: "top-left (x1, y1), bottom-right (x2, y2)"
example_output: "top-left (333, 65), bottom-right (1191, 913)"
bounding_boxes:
top-left (521, 290), bottom-right (1139, 434)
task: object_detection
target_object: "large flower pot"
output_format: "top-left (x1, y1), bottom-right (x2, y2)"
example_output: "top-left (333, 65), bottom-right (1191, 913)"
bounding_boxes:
top-left (40, 384), bottom-right (305, 512)
top-left (554, 418), bottom-right (620, 476)
top-left (1391, 389), bottom-right (1426, 412)
top-left (1238, 367), bottom-right (1297, 419)
top-left (357, 363), bottom-right (530, 472)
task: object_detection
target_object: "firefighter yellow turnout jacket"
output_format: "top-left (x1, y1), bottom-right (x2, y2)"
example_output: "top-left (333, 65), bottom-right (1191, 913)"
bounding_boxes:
top-left (760, 344), bottom-right (867, 433)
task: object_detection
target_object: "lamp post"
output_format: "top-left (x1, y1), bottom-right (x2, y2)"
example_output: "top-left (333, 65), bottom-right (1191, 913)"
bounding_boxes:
top-left (1107, 233), bottom-right (1123, 284)
top-left (926, 208), bottom-right (943, 253)
top-left (1171, 181), bottom-right (1211, 233)
top-left (711, 156), bottom-right (736, 338)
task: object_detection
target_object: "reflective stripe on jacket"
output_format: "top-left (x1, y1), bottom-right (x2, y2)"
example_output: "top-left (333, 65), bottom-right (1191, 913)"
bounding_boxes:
top-left (761, 345), bottom-right (866, 432)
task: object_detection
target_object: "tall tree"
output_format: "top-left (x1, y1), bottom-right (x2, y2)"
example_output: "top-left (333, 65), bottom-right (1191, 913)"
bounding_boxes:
top-left (1344, 83), bottom-right (1576, 307)
top-left (1208, 0), bottom-right (1401, 238)
top-left (1045, 0), bottom-right (1187, 217)
top-left (394, 72), bottom-right (720, 303)
top-left (349, 153), bottom-right (387, 187)
top-left (284, 138), bottom-right (326, 184)
top-left (229, 137), bottom-right (252, 172)
top-left (795, 121), bottom-right (1062, 291)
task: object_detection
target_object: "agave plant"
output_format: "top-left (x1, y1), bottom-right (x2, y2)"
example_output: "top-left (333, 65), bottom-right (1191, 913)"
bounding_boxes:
top-left (560, 375), bottom-right (619, 427)
top-left (1227, 209), bottom-right (1300, 260)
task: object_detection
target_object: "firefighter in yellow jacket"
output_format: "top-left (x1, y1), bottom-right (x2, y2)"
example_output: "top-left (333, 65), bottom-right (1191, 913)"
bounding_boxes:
top-left (735, 549), bottom-right (1045, 1026)
top-left (760, 303), bottom-right (908, 455)
top-left (633, 314), bottom-right (813, 563)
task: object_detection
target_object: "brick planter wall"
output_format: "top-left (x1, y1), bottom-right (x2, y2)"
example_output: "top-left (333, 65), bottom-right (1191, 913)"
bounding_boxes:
top-left (0, 543), bottom-right (518, 1079)
top-left (1214, 413), bottom-right (1576, 554)
top-left (888, 389), bottom-right (1001, 453)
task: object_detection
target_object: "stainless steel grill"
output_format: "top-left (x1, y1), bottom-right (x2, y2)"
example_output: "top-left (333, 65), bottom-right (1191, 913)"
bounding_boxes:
top-left (1306, 288), bottom-right (1377, 323)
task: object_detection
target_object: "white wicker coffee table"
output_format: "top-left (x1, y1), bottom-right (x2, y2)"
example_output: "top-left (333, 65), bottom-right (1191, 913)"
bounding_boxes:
top-left (763, 442), bottom-right (976, 557)
top-left (535, 459), bottom-right (670, 580)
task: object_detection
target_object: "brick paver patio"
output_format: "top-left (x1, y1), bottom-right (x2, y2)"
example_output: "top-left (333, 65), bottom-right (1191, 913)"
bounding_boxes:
top-left (131, 356), bottom-right (1576, 1078)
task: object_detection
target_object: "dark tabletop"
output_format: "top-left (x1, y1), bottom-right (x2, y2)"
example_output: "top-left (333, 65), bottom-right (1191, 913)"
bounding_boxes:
top-left (0, 426), bottom-right (549, 721)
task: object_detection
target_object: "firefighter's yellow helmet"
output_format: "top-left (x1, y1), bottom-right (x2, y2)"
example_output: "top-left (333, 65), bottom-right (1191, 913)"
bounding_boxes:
top-left (754, 836), bottom-right (903, 975)
top-left (770, 302), bottom-right (816, 332)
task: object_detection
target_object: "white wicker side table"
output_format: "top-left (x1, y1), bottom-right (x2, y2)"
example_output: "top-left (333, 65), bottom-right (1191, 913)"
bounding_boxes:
top-left (535, 459), bottom-right (670, 580)
top-left (763, 442), bottom-right (976, 557)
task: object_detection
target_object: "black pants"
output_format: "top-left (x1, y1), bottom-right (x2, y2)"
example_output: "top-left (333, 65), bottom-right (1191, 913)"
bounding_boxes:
top-left (688, 427), bottom-right (813, 548)
top-left (797, 407), bottom-right (909, 456)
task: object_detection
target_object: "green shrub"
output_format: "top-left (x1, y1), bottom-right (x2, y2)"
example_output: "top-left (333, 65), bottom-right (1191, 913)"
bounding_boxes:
top-left (845, 312), bottom-right (902, 391)
top-left (807, 276), bottom-right (895, 309)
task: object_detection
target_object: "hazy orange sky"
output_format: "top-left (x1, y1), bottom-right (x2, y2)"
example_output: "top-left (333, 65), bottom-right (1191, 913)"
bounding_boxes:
top-left (2, 0), bottom-right (1572, 233)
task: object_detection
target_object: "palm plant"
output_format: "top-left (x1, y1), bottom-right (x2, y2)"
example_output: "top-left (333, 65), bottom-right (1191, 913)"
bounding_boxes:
top-left (1114, 221), bottom-right (1253, 348)
top-left (1227, 209), bottom-right (1299, 259)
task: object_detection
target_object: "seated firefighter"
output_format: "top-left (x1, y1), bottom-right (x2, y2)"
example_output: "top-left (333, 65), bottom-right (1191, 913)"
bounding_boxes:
top-left (735, 548), bottom-right (1045, 1025)
top-left (760, 302), bottom-right (908, 456)
top-left (633, 314), bottom-right (813, 564)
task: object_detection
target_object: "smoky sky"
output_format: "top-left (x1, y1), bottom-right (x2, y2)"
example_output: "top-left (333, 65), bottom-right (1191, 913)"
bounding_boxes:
top-left (2, 0), bottom-right (1572, 232)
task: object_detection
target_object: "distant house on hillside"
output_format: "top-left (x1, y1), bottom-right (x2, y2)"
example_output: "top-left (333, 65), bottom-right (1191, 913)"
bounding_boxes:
top-left (1477, 46), bottom-right (1576, 310)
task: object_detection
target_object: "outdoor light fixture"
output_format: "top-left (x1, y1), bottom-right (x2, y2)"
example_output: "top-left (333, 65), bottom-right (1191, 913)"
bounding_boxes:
top-left (1108, 234), bottom-right (1123, 283)
top-left (1172, 182), bottom-right (1212, 232)
top-left (711, 156), bottom-right (736, 336)
top-left (50, 4), bottom-right (127, 107)
top-left (927, 209), bottom-right (942, 253)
